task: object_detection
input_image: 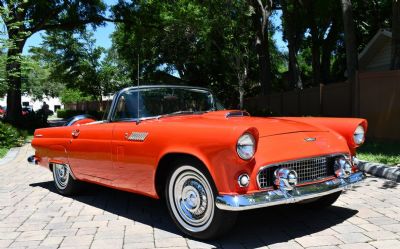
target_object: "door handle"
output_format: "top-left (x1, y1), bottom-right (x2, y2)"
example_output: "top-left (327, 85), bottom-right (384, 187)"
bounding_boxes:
top-left (72, 129), bottom-right (80, 138)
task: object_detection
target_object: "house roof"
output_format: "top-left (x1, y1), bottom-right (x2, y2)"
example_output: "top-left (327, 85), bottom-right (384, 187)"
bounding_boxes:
top-left (359, 29), bottom-right (392, 69)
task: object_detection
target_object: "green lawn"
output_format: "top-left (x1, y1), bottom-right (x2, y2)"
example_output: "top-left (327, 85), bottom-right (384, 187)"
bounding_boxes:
top-left (0, 147), bottom-right (8, 159)
top-left (357, 140), bottom-right (400, 166)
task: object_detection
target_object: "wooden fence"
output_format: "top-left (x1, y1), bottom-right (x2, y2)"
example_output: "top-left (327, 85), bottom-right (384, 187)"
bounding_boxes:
top-left (245, 70), bottom-right (400, 140)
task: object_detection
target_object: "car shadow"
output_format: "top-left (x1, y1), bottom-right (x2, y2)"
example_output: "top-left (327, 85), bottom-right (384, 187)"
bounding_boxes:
top-left (30, 181), bottom-right (358, 246)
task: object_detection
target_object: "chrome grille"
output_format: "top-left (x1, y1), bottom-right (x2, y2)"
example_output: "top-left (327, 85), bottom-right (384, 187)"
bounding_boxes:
top-left (257, 156), bottom-right (336, 189)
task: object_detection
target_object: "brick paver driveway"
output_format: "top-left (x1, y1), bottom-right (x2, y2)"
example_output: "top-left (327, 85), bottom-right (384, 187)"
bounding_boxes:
top-left (1, 145), bottom-right (400, 249)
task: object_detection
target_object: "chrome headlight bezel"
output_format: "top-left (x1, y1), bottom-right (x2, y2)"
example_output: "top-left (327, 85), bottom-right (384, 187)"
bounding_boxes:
top-left (236, 133), bottom-right (256, 160)
top-left (353, 125), bottom-right (365, 145)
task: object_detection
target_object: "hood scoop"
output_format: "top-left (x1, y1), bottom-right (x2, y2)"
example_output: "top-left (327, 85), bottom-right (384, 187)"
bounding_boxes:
top-left (225, 111), bottom-right (250, 118)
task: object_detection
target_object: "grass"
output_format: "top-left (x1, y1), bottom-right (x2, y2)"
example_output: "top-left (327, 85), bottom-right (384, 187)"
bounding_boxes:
top-left (0, 147), bottom-right (8, 159)
top-left (357, 140), bottom-right (400, 165)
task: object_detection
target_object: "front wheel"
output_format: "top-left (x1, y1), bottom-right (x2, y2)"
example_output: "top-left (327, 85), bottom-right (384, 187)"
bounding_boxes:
top-left (165, 162), bottom-right (236, 240)
top-left (52, 164), bottom-right (80, 196)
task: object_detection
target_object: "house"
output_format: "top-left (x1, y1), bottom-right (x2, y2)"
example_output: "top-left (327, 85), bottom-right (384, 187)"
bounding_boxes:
top-left (358, 29), bottom-right (393, 72)
top-left (0, 95), bottom-right (63, 112)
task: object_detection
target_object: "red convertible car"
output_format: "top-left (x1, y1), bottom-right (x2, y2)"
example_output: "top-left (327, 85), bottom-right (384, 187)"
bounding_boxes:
top-left (30, 85), bottom-right (367, 239)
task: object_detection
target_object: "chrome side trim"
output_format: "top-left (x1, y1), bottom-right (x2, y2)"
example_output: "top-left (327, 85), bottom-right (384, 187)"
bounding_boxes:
top-left (225, 111), bottom-right (250, 118)
top-left (216, 171), bottom-right (365, 211)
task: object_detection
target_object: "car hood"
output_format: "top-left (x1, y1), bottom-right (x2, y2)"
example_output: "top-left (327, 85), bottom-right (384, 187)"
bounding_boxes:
top-left (158, 110), bottom-right (327, 137)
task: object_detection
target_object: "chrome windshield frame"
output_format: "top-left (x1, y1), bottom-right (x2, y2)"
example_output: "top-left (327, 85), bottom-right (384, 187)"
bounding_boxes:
top-left (106, 85), bottom-right (217, 123)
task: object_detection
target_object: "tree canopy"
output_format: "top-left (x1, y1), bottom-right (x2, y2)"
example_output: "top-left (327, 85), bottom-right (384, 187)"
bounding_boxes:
top-left (1, 0), bottom-right (399, 124)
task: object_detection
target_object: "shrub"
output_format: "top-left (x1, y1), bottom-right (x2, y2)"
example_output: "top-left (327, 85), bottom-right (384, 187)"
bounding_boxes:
top-left (0, 122), bottom-right (27, 148)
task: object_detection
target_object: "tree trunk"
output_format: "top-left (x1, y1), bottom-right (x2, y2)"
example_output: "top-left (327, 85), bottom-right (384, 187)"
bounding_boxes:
top-left (340, 0), bottom-right (358, 80)
top-left (251, 0), bottom-right (273, 96)
top-left (287, 39), bottom-right (303, 89)
top-left (341, 0), bottom-right (359, 116)
top-left (5, 42), bottom-right (24, 126)
top-left (282, 0), bottom-right (303, 89)
top-left (391, 0), bottom-right (400, 69)
top-left (321, 20), bottom-right (338, 83)
top-left (309, 4), bottom-right (321, 86)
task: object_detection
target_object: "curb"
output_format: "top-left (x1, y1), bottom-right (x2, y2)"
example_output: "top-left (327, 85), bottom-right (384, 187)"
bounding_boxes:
top-left (0, 147), bottom-right (21, 166)
top-left (359, 161), bottom-right (400, 182)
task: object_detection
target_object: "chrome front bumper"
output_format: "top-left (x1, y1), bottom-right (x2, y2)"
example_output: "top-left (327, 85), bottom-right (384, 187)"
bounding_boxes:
top-left (216, 171), bottom-right (365, 211)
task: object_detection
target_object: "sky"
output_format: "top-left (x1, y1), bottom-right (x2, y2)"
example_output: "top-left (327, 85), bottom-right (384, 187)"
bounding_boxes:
top-left (22, 3), bottom-right (287, 54)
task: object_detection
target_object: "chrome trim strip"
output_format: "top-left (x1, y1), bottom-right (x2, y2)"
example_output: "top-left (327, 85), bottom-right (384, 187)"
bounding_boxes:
top-left (225, 111), bottom-right (250, 118)
top-left (216, 171), bottom-right (365, 211)
top-left (107, 85), bottom-right (214, 122)
top-left (256, 153), bottom-right (349, 189)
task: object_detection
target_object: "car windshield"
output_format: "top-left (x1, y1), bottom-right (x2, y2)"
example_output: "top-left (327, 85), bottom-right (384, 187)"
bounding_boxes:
top-left (112, 87), bottom-right (224, 121)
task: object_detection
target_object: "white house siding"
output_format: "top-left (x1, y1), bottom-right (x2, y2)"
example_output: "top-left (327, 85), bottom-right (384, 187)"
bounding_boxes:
top-left (364, 39), bottom-right (392, 71)
top-left (0, 95), bottom-right (63, 112)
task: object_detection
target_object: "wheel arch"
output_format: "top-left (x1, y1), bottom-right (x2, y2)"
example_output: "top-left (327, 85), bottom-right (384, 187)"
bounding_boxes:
top-left (154, 152), bottom-right (215, 199)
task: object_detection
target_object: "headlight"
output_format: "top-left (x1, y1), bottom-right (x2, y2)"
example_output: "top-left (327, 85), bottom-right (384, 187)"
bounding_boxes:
top-left (237, 133), bottom-right (255, 160)
top-left (353, 125), bottom-right (365, 145)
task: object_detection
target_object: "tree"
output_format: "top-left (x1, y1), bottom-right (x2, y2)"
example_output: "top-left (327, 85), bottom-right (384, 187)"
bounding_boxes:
top-left (340, 0), bottom-right (358, 81)
top-left (0, 0), bottom-right (107, 125)
top-left (392, 0), bottom-right (400, 69)
top-left (111, 0), bottom-right (283, 108)
top-left (31, 30), bottom-right (107, 102)
top-left (250, 0), bottom-right (275, 95)
top-left (281, 0), bottom-right (304, 89)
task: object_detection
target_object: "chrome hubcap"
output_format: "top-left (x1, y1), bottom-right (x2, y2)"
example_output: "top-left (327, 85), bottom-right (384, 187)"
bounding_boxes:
top-left (54, 164), bottom-right (69, 189)
top-left (169, 166), bottom-right (214, 232)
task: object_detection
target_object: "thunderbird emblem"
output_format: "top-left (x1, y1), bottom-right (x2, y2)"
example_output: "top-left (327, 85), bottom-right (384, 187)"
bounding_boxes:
top-left (304, 137), bottom-right (316, 142)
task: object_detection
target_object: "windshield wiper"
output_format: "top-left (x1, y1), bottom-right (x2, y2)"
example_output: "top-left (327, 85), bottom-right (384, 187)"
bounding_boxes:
top-left (157, 111), bottom-right (204, 119)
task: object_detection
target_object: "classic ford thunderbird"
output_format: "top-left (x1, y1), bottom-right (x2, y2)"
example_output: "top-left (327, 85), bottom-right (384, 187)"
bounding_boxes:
top-left (29, 85), bottom-right (367, 239)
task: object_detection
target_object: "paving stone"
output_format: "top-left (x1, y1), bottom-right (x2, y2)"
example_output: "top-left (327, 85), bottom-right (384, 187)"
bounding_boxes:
top-left (331, 225), bottom-right (365, 234)
top-left (77, 227), bottom-right (98, 236)
top-left (9, 240), bottom-right (41, 247)
top-left (381, 224), bottom-right (400, 233)
top-left (334, 233), bottom-right (372, 243)
top-left (71, 221), bottom-right (108, 228)
top-left (15, 230), bottom-right (49, 241)
top-left (338, 243), bottom-right (376, 249)
top-left (123, 242), bottom-right (155, 249)
top-left (186, 239), bottom-right (219, 249)
top-left (154, 237), bottom-right (187, 248)
top-left (295, 236), bottom-right (342, 247)
top-left (0, 240), bottom-right (13, 248)
top-left (356, 223), bottom-right (384, 231)
top-left (268, 241), bottom-right (304, 249)
top-left (363, 231), bottom-right (400, 240)
top-left (91, 238), bottom-right (123, 249)
top-left (0, 232), bottom-right (21, 240)
top-left (369, 239), bottom-right (400, 249)
top-left (40, 236), bottom-right (64, 246)
top-left (60, 235), bottom-right (94, 247)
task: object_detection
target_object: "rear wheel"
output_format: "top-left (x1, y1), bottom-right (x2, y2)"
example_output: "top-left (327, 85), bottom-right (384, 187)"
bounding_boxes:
top-left (165, 161), bottom-right (236, 240)
top-left (52, 164), bottom-right (80, 195)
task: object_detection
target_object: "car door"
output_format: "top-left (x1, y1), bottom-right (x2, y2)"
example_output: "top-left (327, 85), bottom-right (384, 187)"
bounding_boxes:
top-left (66, 122), bottom-right (116, 181)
